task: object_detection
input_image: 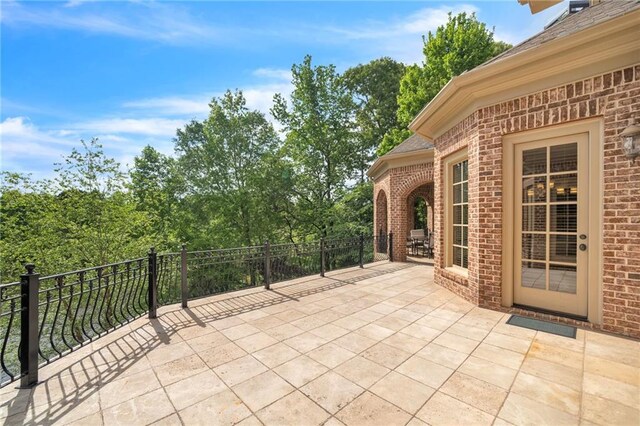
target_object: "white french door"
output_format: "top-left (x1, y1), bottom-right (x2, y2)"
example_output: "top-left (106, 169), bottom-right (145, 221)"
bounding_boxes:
top-left (513, 133), bottom-right (589, 317)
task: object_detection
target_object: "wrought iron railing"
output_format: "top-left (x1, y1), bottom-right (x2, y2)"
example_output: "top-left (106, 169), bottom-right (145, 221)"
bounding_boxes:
top-left (0, 233), bottom-right (393, 388)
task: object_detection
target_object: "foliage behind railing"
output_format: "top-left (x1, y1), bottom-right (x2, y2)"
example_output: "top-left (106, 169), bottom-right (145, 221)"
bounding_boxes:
top-left (0, 232), bottom-right (393, 388)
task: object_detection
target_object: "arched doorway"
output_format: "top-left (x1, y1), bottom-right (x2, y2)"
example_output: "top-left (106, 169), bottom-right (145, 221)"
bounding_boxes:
top-left (404, 184), bottom-right (434, 259)
top-left (375, 189), bottom-right (388, 235)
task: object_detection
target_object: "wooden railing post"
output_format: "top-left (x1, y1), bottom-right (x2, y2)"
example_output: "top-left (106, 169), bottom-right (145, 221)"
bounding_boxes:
top-left (320, 238), bottom-right (326, 277)
top-left (359, 234), bottom-right (364, 268)
top-left (388, 232), bottom-right (394, 262)
top-left (148, 247), bottom-right (157, 319)
top-left (181, 244), bottom-right (188, 308)
top-left (264, 240), bottom-right (271, 290)
top-left (20, 263), bottom-right (39, 388)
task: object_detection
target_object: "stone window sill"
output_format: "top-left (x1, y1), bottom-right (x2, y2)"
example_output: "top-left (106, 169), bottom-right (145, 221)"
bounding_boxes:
top-left (445, 266), bottom-right (469, 279)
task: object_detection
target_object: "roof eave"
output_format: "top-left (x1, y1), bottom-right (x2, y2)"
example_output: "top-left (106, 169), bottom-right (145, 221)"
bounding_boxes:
top-left (409, 8), bottom-right (640, 140)
top-left (367, 148), bottom-right (434, 180)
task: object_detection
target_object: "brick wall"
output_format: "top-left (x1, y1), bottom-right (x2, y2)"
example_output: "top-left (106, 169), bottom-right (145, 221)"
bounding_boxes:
top-left (432, 64), bottom-right (640, 338)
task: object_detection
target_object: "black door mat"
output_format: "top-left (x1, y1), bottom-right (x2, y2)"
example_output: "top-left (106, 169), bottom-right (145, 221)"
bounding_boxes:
top-left (506, 315), bottom-right (577, 339)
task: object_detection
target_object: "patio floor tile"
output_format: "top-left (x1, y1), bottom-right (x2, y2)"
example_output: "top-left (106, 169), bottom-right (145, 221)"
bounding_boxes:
top-left (416, 342), bottom-right (468, 369)
top-left (301, 371), bottom-right (363, 414)
top-left (197, 341), bottom-right (247, 368)
top-left (581, 392), bottom-right (640, 426)
top-left (498, 392), bottom-right (578, 426)
top-left (273, 355), bottom-right (328, 388)
top-left (582, 372), bottom-right (639, 409)
top-left (101, 388), bottom-right (174, 426)
top-left (416, 391), bottom-right (494, 426)
top-left (369, 371), bottom-right (435, 414)
top-left (213, 355), bottom-right (268, 387)
top-left (457, 356), bottom-right (518, 390)
top-left (163, 370), bottom-right (227, 411)
top-left (440, 372), bottom-right (508, 415)
top-left (178, 389), bottom-right (252, 426)
top-left (336, 391), bottom-right (412, 426)
top-left (355, 323), bottom-right (395, 341)
top-left (361, 342), bottom-right (412, 369)
top-left (98, 368), bottom-right (160, 409)
top-left (234, 331), bottom-right (278, 353)
top-left (333, 356), bottom-right (390, 388)
top-left (307, 343), bottom-right (356, 369)
top-left (472, 342), bottom-right (525, 370)
top-left (283, 332), bottom-right (329, 353)
top-left (511, 371), bottom-right (581, 415)
top-left (382, 332), bottom-right (428, 353)
top-left (396, 355), bottom-right (454, 389)
top-left (256, 390), bottom-right (330, 426)
top-left (231, 370), bottom-right (295, 412)
top-left (252, 342), bottom-right (301, 368)
top-left (333, 332), bottom-right (377, 354)
top-left (153, 353), bottom-right (208, 386)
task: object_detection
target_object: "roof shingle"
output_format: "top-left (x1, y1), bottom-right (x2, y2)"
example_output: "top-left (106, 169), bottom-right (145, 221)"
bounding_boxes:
top-left (481, 0), bottom-right (640, 67)
top-left (384, 133), bottom-right (433, 157)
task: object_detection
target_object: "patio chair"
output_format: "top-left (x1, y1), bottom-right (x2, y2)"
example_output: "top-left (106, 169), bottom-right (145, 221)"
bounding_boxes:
top-left (424, 232), bottom-right (434, 258)
top-left (409, 229), bottom-right (426, 256)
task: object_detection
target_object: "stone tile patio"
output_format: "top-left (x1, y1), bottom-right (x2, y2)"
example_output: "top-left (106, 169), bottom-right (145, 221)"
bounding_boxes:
top-left (1, 262), bottom-right (638, 425)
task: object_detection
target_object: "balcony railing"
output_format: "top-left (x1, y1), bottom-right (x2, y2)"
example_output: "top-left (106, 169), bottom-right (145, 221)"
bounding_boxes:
top-left (0, 233), bottom-right (393, 389)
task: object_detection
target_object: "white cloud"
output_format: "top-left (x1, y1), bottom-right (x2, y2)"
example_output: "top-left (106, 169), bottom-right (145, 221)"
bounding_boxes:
top-left (0, 116), bottom-right (179, 175)
top-left (0, 117), bottom-right (74, 168)
top-left (314, 4), bottom-right (478, 64)
top-left (1, 1), bottom-right (220, 45)
top-left (68, 118), bottom-right (185, 137)
top-left (123, 97), bottom-right (212, 116)
top-left (252, 68), bottom-right (292, 82)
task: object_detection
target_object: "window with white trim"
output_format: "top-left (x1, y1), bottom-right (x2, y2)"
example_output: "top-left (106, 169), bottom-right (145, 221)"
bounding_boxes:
top-left (452, 159), bottom-right (468, 268)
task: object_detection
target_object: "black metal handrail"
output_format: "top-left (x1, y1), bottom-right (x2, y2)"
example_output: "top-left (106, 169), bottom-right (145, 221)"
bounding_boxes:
top-left (0, 232), bottom-right (393, 388)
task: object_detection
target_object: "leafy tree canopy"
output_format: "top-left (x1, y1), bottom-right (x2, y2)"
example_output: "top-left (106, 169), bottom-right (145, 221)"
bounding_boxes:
top-left (379, 12), bottom-right (512, 155)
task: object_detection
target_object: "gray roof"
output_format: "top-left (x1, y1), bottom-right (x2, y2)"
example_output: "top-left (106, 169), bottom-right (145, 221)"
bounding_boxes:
top-left (481, 0), bottom-right (640, 68)
top-left (384, 133), bottom-right (433, 157)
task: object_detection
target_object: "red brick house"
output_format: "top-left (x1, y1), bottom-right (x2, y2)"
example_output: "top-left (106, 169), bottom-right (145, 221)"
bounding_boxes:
top-left (369, 0), bottom-right (640, 338)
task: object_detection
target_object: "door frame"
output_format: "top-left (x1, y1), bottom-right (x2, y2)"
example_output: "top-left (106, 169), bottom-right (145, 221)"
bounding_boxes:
top-left (502, 118), bottom-right (603, 325)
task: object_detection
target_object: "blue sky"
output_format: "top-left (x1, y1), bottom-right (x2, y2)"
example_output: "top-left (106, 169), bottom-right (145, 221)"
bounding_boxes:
top-left (1, 0), bottom-right (568, 179)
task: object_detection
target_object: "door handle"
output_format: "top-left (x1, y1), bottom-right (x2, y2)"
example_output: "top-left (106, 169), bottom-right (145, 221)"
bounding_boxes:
top-left (579, 234), bottom-right (587, 240)
top-left (579, 244), bottom-right (587, 251)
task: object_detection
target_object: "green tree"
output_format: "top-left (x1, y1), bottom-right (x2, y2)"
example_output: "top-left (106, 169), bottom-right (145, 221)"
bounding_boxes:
top-left (272, 55), bottom-right (358, 238)
top-left (130, 145), bottom-right (181, 248)
top-left (379, 12), bottom-right (512, 155)
top-left (175, 90), bottom-right (283, 248)
top-left (53, 139), bottom-right (153, 267)
top-left (0, 140), bottom-right (153, 281)
top-left (342, 57), bottom-right (406, 180)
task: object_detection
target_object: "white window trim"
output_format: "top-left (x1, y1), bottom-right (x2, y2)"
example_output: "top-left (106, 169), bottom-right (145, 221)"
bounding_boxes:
top-left (444, 148), bottom-right (469, 272)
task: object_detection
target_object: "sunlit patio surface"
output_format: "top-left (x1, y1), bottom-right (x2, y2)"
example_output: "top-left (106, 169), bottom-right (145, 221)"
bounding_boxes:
top-left (1, 262), bottom-right (638, 426)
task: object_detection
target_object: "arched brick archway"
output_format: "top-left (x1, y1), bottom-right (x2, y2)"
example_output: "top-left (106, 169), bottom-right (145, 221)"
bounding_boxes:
top-left (375, 189), bottom-right (388, 235)
top-left (406, 184), bottom-right (434, 234)
top-left (369, 134), bottom-right (434, 262)
top-left (372, 162), bottom-right (435, 262)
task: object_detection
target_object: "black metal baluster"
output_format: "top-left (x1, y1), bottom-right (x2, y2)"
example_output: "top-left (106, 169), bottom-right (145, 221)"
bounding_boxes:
top-left (181, 245), bottom-right (188, 308)
top-left (148, 248), bottom-right (157, 319)
top-left (1, 298), bottom-right (16, 382)
top-left (96, 268), bottom-right (110, 333)
top-left (38, 291), bottom-right (52, 364)
top-left (83, 275), bottom-right (98, 340)
top-left (89, 269), bottom-right (103, 336)
top-left (114, 264), bottom-right (126, 324)
top-left (49, 280), bottom-right (63, 358)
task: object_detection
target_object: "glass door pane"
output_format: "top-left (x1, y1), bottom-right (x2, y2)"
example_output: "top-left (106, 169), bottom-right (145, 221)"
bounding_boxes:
top-left (519, 142), bottom-right (579, 294)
